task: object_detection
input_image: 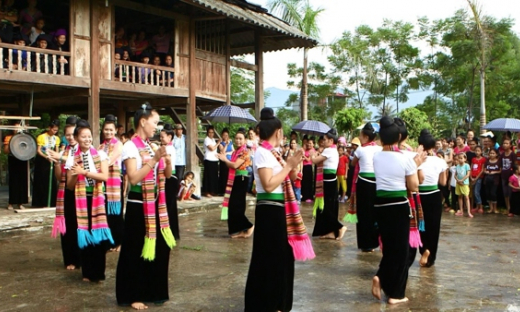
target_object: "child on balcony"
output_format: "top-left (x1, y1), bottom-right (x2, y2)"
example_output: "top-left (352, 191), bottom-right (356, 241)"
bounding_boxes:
top-left (11, 32), bottom-right (28, 70)
top-left (29, 17), bottom-right (44, 45)
top-left (31, 34), bottom-right (52, 73)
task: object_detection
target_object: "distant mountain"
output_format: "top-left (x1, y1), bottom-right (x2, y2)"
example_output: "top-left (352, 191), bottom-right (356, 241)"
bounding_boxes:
top-left (265, 86), bottom-right (432, 115)
top-left (265, 87), bottom-right (298, 111)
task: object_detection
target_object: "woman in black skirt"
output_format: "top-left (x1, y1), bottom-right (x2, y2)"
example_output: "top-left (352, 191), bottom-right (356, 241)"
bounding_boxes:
top-left (371, 116), bottom-right (424, 305)
top-left (217, 128), bottom-right (254, 238)
top-left (66, 119), bottom-right (112, 282)
top-left (4, 123), bottom-right (29, 210)
top-left (203, 125), bottom-right (219, 197)
top-left (245, 108), bottom-right (303, 312)
top-left (33, 119), bottom-right (60, 207)
top-left (116, 103), bottom-right (175, 310)
top-left (301, 137), bottom-right (315, 202)
top-left (416, 130), bottom-right (448, 267)
top-left (160, 123), bottom-right (180, 240)
top-left (311, 128), bottom-right (347, 240)
top-left (351, 123), bottom-right (381, 252)
top-left (48, 116), bottom-right (81, 270)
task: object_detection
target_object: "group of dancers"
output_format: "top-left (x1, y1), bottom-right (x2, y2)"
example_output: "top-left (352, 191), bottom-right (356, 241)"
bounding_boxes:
top-left (36, 102), bottom-right (451, 309)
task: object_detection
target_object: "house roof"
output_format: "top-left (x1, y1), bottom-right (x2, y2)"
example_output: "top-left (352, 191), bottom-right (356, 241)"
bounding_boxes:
top-left (182, 0), bottom-right (318, 55)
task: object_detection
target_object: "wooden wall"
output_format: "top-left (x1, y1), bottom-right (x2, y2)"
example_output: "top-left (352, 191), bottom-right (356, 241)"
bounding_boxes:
top-left (71, 0), bottom-right (90, 78)
top-left (176, 19), bottom-right (190, 90)
top-left (98, 4), bottom-right (112, 80)
top-left (194, 50), bottom-right (227, 100)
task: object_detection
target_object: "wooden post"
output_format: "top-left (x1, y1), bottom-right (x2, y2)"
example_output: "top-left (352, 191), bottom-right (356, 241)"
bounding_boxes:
top-left (187, 19), bottom-right (201, 195)
top-left (117, 102), bottom-right (126, 132)
top-left (225, 19), bottom-right (231, 105)
top-left (89, 0), bottom-right (100, 147)
top-left (254, 29), bottom-right (264, 120)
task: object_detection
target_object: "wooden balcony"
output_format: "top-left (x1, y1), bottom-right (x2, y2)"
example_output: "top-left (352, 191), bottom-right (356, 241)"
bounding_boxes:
top-left (0, 43), bottom-right (89, 88)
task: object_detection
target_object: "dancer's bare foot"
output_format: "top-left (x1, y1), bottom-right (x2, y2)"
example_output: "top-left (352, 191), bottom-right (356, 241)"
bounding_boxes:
top-left (7, 205), bottom-right (13, 210)
top-left (336, 226), bottom-right (347, 240)
top-left (371, 276), bottom-right (381, 300)
top-left (66, 264), bottom-right (76, 270)
top-left (388, 297), bottom-right (409, 304)
top-left (82, 278), bottom-right (90, 282)
top-left (18, 205), bottom-right (25, 210)
top-left (131, 302), bottom-right (148, 310)
top-left (244, 225), bottom-right (254, 238)
top-left (320, 232), bottom-right (336, 239)
top-left (231, 233), bottom-right (245, 238)
top-left (468, 213), bottom-right (474, 218)
top-left (420, 249), bottom-right (430, 267)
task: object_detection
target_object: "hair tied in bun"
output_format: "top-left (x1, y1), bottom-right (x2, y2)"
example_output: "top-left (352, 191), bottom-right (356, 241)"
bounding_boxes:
top-left (141, 102), bottom-right (152, 111)
top-left (163, 123), bottom-right (173, 131)
top-left (51, 119), bottom-right (60, 127)
top-left (260, 107), bottom-right (275, 121)
top-left (105, 114), bottom-right (116, 122)
top-left (362, 122), bottom-right (374, 131)
top-left (76, 119), bottom-right (90, 128)
top-left (65, 116), bottom-right (78, 125)
top-left (379, 116), bottom-right (395, 128)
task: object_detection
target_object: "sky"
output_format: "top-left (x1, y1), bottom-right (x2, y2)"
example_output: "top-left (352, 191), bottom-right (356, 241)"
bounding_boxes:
top-left (245, 0), bottom-right (520, 92)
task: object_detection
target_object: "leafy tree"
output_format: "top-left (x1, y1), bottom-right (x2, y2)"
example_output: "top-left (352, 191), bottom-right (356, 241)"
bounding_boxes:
top-left (267, 0), bottom-right (324, 121)
top-left (335, 108), bottom-right (369, 137)
top-left (399, 107), bottom-right (433, 140)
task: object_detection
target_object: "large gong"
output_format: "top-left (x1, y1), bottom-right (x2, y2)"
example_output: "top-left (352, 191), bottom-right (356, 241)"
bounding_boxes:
top-left (9, 133), bottom-right (37, 161)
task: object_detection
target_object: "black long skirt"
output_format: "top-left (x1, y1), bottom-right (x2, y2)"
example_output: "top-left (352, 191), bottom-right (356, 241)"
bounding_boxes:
top-left (419, 190), bottom-right (443, 266)
top-left (374, 197), bottom-right (410, 299)
top-left (218, 161), bottom-right (229, 195)
top-left (301, 165), bottom-right (314, 201)
top-left (8, 155), bottom-right (28, 205)
top-left (510, 191), bottom-right (520, 215)
top-left (80, 193), bottom-right (109, 282)
top-left (106, 182), bottom-right (125, 248)
top-left (355, 177), bottom-right (379, 250)
top-left (228, 175), bottom-right (253, 235)
top-left (312, 174), bottom-right (343, 237)
top-left (203, 160), bottom-right (219, 195)
top-left (60, 189), bottom-right (81, 268)
top-left (346, 164), bottom-right (355, 198)
top-left (32, 154), bottom-right (57, 207)
top-left (166, 176), bottom-right (180, 240)
top-left (116, 191), bottom-right (171, 305)
top-left (245, 199), bottom-right (294, 312)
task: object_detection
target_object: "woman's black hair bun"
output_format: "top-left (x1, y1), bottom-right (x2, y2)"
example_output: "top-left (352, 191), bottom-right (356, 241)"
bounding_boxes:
top-left (140, 101), bottom-right (153, 111)
top-left (420, 129), bottom-right (431, 136)
top-left (327, 128), bottom-right (337, 137)
top-left (50, 119), bottom-right (60, 127)
top-left (163, 123), bottom-right (173, 131)
top-left (362, 122), bottom-right (374, 132)
top-left (104, 114), bottom-right (116, 122)
top-left (237, 127), bottom-right (246, 133)
top-left (379, 116), bottom-right (395, 128)
top-left (65, 116), bottom-right (77, 125)
top-left (76, 119), bottom-right (90, 128)
top-left (260, 107), bottom-right (275, 121)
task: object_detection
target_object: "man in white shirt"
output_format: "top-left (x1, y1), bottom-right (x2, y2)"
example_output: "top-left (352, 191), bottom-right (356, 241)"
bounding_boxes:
top-left (173, 124), bottom-right (186, 182)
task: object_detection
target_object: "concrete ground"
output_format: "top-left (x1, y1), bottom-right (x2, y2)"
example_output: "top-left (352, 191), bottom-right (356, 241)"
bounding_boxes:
top-left (1, 191), bottom-right (520, 311)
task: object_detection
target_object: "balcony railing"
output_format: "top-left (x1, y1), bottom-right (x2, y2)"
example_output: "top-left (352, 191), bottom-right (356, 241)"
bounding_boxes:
top-left (0, 43), bottom-right (70, 75)
top-left (114, 60), bottom-right (175, 87)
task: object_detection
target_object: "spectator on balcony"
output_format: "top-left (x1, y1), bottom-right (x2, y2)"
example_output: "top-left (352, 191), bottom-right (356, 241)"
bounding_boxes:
top-left (11, 32), bottom-right (29, 70)
top-left (50, 28), bottom-right (68, 74)
top-left (0, 0), bottom-right (18, 43)
top-left (152, 25), bottom-right (170, 61)
top-left (138, 52), bottom-right (151, 84)
top-left (19, 0), bottom-right (42, 36)
top-left (114, 48), bottom-right (132, 81)
top-left (31, 34), bottom-right (53, 73)
top-left (115, 26), bottom-right (129, 51)
top-left (133, 29), bottom-right (148, 60)
top-left (161, 54), bottom-right (174, 86)
top-left (29, 17), bottom-right (44, 44)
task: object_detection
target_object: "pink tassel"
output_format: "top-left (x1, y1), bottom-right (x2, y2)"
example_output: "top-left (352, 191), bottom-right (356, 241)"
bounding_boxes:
top-left (288, 237), bottom-right (316, 261)
top-left (51, 216), bottom-right (66, 238)
top-left (409, 228), bottom-right (422, 248)
top-left (378, 235), bottom-right (383, 251)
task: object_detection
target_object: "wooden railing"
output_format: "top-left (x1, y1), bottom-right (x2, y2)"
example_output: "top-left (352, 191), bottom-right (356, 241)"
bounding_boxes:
top-left (114, 60), bottom-right (175, 87)
top-left (0, 43), bottom-right (70, 75)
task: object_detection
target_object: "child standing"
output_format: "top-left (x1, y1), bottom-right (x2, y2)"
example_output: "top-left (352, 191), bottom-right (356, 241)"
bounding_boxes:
top-left (508, 164), bottom-right (520, 217)
top-left (455, 153), bottom-right (472, 218)
top-left (293, 163), bottom-right (302, 204)
top-left (337, 145), bottom-right (349, 203)
top-left (484, 149), bottom-right (501, 213)
top-left (448, 163), bottom-right (458, 213)
top-left (470, 146), bottom-right (486, 214)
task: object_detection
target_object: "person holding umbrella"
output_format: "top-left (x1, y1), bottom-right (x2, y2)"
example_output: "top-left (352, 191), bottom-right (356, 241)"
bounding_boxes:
top-left (203, 125), bottom-right (219, 197)
top-left (33, 119), bottom-right (60, 208)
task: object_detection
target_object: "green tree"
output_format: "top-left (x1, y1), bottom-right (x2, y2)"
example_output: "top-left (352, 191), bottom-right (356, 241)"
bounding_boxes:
top-left (267, 0), bottom-right (324, 121)
top-left (399, 107), bottom-right (433, 140)
top-left (335, 108), bottom-right (369, 137)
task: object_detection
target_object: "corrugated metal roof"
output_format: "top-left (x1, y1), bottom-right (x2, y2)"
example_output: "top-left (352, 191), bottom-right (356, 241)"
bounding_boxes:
top-left (182, 0), bottom-right (318, 55)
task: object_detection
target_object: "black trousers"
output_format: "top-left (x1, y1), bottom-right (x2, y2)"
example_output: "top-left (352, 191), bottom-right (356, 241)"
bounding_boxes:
top-left (312, 174), bottom-right (343, 237)
top-left (374, 197), bottom-right (410, 299)
top-left (227, 175), bottom-right (253, 235)
top-left (419, 191), bottom-right (443, 266)
top-left (356, 177), bottom-right (379, 250)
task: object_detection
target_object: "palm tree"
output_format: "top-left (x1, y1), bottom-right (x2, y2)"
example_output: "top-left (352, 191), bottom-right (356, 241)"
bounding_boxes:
top-left (374, 104), bottom-right (397, 120)
top-left (267, 0), bottom-right (324, 121)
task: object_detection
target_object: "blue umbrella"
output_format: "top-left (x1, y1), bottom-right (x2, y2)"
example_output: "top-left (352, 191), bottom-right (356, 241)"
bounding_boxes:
top-left (356, 122), bottom-right (380, 133)
top-left (292, 120), bottom-right (331, 136)
top-left (202, 105), bottom-right (257, 124)
top-left (483, 118), bottom-right (520, 132)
